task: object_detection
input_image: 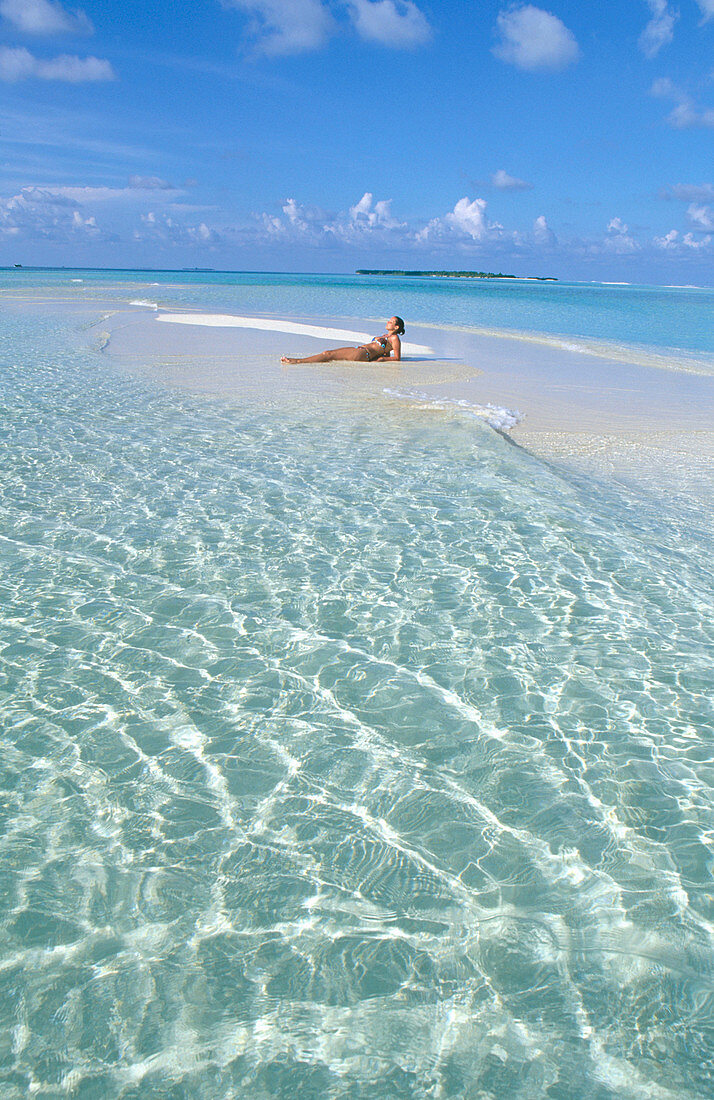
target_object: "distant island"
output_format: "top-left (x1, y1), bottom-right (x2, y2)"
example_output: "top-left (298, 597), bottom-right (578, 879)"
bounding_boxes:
top-left (356, 269), bottom-right (557, 281)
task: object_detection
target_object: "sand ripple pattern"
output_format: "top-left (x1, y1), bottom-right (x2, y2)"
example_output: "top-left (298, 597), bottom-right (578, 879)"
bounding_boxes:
top-left (1, 310), bottom-right (714, 1098)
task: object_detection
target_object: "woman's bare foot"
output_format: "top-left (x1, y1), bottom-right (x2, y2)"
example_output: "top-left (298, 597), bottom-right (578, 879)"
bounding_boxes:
top-left (281, 356), bottom-right (298, 364)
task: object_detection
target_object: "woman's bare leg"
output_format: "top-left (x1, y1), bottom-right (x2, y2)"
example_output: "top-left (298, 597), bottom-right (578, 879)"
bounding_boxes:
top-left (281, 347), bottom-right (367, 364)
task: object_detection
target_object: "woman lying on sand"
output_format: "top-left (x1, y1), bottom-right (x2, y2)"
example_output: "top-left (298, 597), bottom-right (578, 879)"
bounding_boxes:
top-left (281, 316), bottom-right (404, 364)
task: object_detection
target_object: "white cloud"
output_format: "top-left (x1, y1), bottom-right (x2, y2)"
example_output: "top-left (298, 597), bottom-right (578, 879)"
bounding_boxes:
top-left (650, 78), bottom-right (714, 127)
top-left (347, 0), bottom-right (431, 47)
top-left (71, 209), bottom-right (98, 231)
top-left (349, 191), bottom-right (404, 228)
top-left (0, 186), bottom-right (105, 239)
top-left (492, 5), bottom-right (579, 72)
top-left (639, 0), bottom-right (678, 58)
top-left (687, 203), bottom-right (714, 230)
top-left (0, 0), bottom-right (92, 35)
top-left (604, 217), bottom-right (639, 252)
top-left (418, 197), bottom-right (502, 243)
top-left (491, 168), bottom-right (532, 190)
top-left (682, 232), bottom-right (712, 249)
top-left (0, 46), bottom-right (115, 81)
top-left (251, 190), bottom-right (714, 267)
top-left (258, 192), bottom-right (567, 257)
top-left (282, 197), bottom-right (310, 229)
top-left (695, 0), bottom-right (714, 22)
top-left (653, 227), bottom-right (713, 250)
top-left (0, 181), bottom-right (188, 245)
top-left (136, 212), bottom-right (219, 245)
top-left (445, 196), bottom-right (490, 240)
top-left (222, 0), bottom-right (333, 55)
top-left (533, 214), bottom-right (556, 244)
top-left (262, 192), bottom-right (407, 243)
top-left (261, 196), bottom-right (339, 238)
top-left (654, 228), bottom-right (679, 249)
top-left (224, 0), bottom-right (430, 53)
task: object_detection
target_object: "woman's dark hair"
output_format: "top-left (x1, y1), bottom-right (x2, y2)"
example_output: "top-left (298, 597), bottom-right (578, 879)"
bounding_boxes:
top-left (393, 316), bottom-right (405, 335)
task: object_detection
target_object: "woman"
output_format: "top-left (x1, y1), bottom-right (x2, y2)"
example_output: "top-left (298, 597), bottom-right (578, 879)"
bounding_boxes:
top-left (281, 316), bottom-right (404, 364)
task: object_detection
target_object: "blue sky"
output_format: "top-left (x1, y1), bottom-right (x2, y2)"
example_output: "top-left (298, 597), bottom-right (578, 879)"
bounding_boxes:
top-left (1, 0), bottom-right (713, 280)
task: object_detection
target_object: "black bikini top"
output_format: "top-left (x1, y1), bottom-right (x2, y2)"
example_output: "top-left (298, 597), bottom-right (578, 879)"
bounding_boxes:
top-left (372, 336), bottom-right (388, 349)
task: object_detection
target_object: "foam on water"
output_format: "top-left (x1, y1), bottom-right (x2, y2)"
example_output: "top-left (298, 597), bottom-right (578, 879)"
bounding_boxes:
top-left (383, 387), bottom-right (523, 432)
top-left (1, 277), bottom-right (713, 1098)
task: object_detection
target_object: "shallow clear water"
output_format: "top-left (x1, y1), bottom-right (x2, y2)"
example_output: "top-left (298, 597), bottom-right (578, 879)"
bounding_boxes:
top-left (1, 277), bottom-right (714, 1098)
top-left (5, 266), bottom-right (714, 357)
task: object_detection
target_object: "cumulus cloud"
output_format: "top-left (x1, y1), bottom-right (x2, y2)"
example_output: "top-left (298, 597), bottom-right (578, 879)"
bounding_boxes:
top-left (653, 227), bottom-right (712, 250)
top-left (136, 212), bottom-right (219, 245)
top-left (653, 228), bottom-right (678, 249)
top-left (221, 0), bottom-right (333, 55)
top-left (253, 189), bottom-right (714, 267)
top-left (533, 214), bottom-right (556, 244)
top-left (261, 192), bottom-right (407, 243)
top-left (650, 78), bottom-right (714, 127)
top-left (446, 197), bottom-right (494, 239)
top-left (491, 168), bottom-right (533, 191)
top-left (417, 197), bottom-right (503, 243)
top-left (262, 197), bottom-right (338, 239)
top-left (639, 0), bottom-right (678, 58)
top-left (0, 0), bottom-right (92, 35)
top-left (604, 216), bottom-right (639, 252)
top-left (258, 192), bottom-right (567, 258)
top-left (492, 5), bottom-right (579, 71)
top-left (682, 232), bottom-right (713, 248)
top-left (0, 46), bottom-right (115, 81)
top-left (223, 0), bottom-right (431, 53)
top-left (349, 191), bottom-right (404, 228)
top-left (281, 196), bottom-right (311, 230)
top-left (687, 203), bottom-right (714, 230)
top-left (0, 181), bottom-right (188, 245)
top-left (259, 192), bottom-right (502, 248)
top-left (347, 0), bottom-right (431, 47)
top-left (0, 186), bottom-right (105, 239)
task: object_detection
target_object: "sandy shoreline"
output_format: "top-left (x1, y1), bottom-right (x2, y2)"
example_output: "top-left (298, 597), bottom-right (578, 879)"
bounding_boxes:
top-left (113, 302), bottom-right (714, 502)
top-left (6, 292), bottom-right (713, 496)
top-left (113, 303), bottom-right (714, 428)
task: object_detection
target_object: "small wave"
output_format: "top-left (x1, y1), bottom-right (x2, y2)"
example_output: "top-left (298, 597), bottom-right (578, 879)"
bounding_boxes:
top-left (130, 300), bottom-right (159, 310)
top-left (383, 387), bottom-right (523, 432)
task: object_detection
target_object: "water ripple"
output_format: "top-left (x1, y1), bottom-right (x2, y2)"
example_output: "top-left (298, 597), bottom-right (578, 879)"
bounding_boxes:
top-left (1, 307), bottom-right (713, 1097)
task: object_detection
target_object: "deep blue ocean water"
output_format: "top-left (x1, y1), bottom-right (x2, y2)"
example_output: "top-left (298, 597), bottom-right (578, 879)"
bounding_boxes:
top-left (1, 270), bottom-right (713, 1098)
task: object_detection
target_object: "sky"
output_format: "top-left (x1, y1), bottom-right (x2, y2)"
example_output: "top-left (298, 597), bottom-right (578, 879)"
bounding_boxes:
top-left (0, 0), bottom-right (713, 281)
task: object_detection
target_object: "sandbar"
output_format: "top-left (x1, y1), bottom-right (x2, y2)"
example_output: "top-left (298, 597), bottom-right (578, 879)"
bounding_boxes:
top-left (156, 312), bottom-right (434, 358)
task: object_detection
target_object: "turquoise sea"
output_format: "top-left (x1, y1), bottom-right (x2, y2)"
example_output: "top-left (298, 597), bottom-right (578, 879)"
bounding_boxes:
top-left (1, 269), bottom-right (713, 1099)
